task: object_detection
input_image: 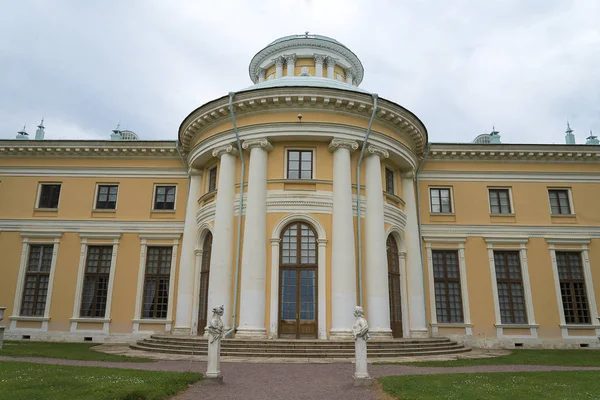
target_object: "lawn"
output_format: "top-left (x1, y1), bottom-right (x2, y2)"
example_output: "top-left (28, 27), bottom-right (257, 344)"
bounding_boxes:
top-left (0, 341), bottom-right (152, 362)
top-left (0, 361), bottom-right (201, 400)
top-left (378, 349), bottom-right (600, 367)
top-left (379, 371), bottom-right (600, 400)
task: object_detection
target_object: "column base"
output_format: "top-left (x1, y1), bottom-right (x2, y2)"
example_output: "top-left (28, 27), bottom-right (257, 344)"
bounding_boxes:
top-left (369, 328), bottom-right (393, 340)
top-left (329, 328), bottom-right (353, 340)
top-left (235, 327), bottom-right (267, 339)
top-left (353, 375), bottom-right (373, 387)
top-left (172, 326), bottom-right (192, 335)
top-left (410, 329), bottom-right (429, 338)
top-left (204, 374), bottom-right (224, 384)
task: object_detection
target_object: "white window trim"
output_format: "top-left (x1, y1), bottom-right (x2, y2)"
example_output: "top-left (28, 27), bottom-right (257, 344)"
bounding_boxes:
top-left (133, 233), bottom-right (180, 334)
top-left (283, 147), bottom-right (316, 180)
top-left (487, 186), bottom-right (515, 215)
top-left (35, 182), bottom-right (62, 210)
top-left (424, 237), bottom-right (472, 336)
top-left (70, 233), bottom-right (120, 334)
top-left (151, 184), bottom-right (178, 212)
top-left (92, 183), bottom-right (120, 211)
top-left (547, 187), bottom-right (575, 216)
top-left (485, 238), bottom-right (537, 338)
top-left (10, 232), bottom-right (62, 332)
top-left (428, 186), bottom-right (454, 214)
top-left (546, 238), bottom-right (600, 339)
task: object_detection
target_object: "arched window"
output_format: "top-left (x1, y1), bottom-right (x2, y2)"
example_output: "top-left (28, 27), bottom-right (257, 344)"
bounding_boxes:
top-left (387, 235), bottom-right (403, 338)
top-left (197, 231), bottom-right (212, 335)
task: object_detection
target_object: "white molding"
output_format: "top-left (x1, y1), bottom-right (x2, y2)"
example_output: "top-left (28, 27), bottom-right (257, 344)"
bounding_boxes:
top-left (191, 223), bottom-right (213, 335)
top-left (484, 237), bottom-right (529, 245)
top-left (546, 238), bottom-right (591, 245)
top-left (420, 170), bottom-right (600, 183)
top-left (9, 316), bottom-right (50, 322)
top-left (0, 141), bottom-right (180, 159)
top-left (0, 166), bottom-right (186, 178)
top-left (78, 233), bottom-right (122, 240)
top-left (422, 224), bottom-right (600, 239)
top-left (133, 238), bottom-right (148, 334)
top-left (423, 236), bottom-right (467, 244)
top-left (138, 233), bottom-right (183, 241)
top-left (427, 144), bottom-right (600, 163)
top-left (20, 232), bottom-right (63, 239)
top-left (10, 236), bottom-right (61, 332)
top-left (0, 219), bottom-right (184, 233)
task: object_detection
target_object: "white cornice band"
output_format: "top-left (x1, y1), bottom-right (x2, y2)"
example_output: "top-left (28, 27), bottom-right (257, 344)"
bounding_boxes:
top-left (0, 166), bottom-right (188, 178)
top-left (1, 220), bottom-right (184, 233)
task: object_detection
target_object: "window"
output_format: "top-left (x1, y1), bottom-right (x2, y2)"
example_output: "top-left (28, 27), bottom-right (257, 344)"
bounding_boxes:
top-left (432, 250), bottom-right (463, 323)
top-left (549, 189), bottom-right (571, 215)
top-left (142, 247), bottom-right (172, 319)
top-left (95, 185), bottom-right (118, 210)
top-left (208, 167), bottom-right (217, 192)
top-left (287, 150), bottom-right (313, 179)
top-left (38, 184), bottom-right (61, 209)
top-left (20, 245), bottom-right (53, 316)
top-left (489, 188), bottom-right (511, 214)
top-left (385, 168), bottom-right (395, 194)
top-left (494, 251), bottom-right (527, 324)
top-left (80, 246), bottom-right (113, 318)
top-left (153, 185), bottom-right (176, 210)
top-left (556, 252), bottom-right (590, 324)
top-left (430, 188), bottom-right (452, 213)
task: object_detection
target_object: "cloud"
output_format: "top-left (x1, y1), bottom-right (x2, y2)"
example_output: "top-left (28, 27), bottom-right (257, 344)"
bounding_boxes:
top-left (0, 0), bottom-right (598, 144)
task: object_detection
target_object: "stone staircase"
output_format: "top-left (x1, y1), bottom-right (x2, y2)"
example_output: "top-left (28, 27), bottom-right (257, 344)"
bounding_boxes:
top-left (131, 335), bottom-right (470, 358)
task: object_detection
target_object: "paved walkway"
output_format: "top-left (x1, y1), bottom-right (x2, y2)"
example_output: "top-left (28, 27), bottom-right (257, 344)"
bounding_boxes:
top-left (2, 356), bottom-right (600, 400)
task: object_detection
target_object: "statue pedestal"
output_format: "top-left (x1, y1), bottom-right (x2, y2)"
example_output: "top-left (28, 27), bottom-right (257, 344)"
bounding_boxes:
top-left (205, 335), bottom-right (223, 384)
top-left (0, 327), bottom-right (5, 352)
top-left (353, 337), bottom-right (373, 386)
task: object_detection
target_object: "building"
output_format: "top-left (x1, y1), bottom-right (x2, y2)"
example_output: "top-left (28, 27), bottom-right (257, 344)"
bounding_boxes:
top-left (1, 34), bottom-right (599, 348)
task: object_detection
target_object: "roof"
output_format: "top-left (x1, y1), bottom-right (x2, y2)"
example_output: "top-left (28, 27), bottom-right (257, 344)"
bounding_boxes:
top-left (240, 76), bottom-right (370, 94)
top-left (268, 34), bottom-right (347, 49)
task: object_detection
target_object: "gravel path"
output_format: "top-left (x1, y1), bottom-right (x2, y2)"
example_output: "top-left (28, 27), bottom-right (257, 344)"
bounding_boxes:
top-left (2, 356), bottom-right (600, 400)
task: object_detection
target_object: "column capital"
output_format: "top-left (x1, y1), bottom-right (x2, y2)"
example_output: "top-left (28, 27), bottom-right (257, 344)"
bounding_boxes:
top-left (270, 238), bottom-right (281, 245)
top-left (316, 238), bottom-right (328, 245)
top-left (366, 145), bottom-right (389, 159)
top-left (283, 53), bottom-right (297, 64)
top-left (401, 170), bottom-right (415, 179)
top-left (256, 68), bottom-right (266, 81)
top-left (329, 138), bottom-right (358, 152)
top-left (242, 138), bottom-right (273, 152)
top-left (344, 67), bottom-right (355, 78)
top-left (212, 144), bottom-right (239, 158)
top-left (325, 56), bottom-right (337, 68)
top-left (314, 54), bottom-right (326, 64)
top-left (273, 56), bottom-right (285, 68)
top-left (189, 168), bottom-right (203, 177)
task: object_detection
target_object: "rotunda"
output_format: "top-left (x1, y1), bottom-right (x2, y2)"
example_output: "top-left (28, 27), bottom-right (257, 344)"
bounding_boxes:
top-left (175, 33), bottom-right (429, 340)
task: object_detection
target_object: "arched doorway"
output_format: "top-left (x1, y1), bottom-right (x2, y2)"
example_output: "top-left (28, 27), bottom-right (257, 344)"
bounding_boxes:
top-left (278, 222), bottom-right (318, 339)
top-left (387, 235), bottom-right (403, 338)
top-left (197, 232), bottom-right (212, 336)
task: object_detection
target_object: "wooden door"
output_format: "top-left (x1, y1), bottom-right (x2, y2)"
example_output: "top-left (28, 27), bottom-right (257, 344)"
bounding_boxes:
top-left (197, 232), bottom-right (212, 336)
top-left (278, 222), bottom-right (318, 339)
top-left (387, 235), bottom-right (403, 338)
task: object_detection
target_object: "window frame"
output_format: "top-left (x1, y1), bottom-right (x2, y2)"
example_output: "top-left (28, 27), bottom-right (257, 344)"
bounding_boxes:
top-left (429, 187), bottom-right (454, 214)
top-left (141, 246), bottom-right (174, 320)
top-left (488, 187), bottom-right (513, 215)
top-left (385, 167), bottom-right (395, 195)
top-left (94, 184), bottom-right (119, 210)
top-left (79, 245), bottom-right (113, 318)
top-left (284, 148), bottom-right (315, 180)
top-left (548, 188), bottom-right (574, 215)
top-left (431, 249), bottom-right (464, 323)
top-left (20, 244), bottom-right (54, 317)
top-left (493, 251), bottom-right (528, 325)
top-left (152, 184), bottom-right (177, 211)
top-left (36, 182), bottom-right (62, 209)
top-left (207, 166), bottom-right (217, 193)
top-left (555, 251), bottom-right (590, 324)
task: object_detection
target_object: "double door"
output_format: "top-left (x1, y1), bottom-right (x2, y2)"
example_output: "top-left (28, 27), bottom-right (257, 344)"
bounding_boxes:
top-left (279, 267), bottom-right (317, 338)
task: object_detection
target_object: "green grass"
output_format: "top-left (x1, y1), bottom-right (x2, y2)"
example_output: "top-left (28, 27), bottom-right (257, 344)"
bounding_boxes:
top-left (0, 341), bottom-right (152, 362)
top-left (377, 349), bottom-right (600, 367)
top-left (380, 371), bottom-right (600, 400)
top-left (0, 361), bottom-right (201, 400)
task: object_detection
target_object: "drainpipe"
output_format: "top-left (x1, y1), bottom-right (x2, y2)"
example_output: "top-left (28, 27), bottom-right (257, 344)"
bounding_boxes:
top-left (415, 142), bottom-right (431, 328)
top-left (356, 93), bottom-right (378, 307)
top-left (223, 92), bottom-right (245, 338)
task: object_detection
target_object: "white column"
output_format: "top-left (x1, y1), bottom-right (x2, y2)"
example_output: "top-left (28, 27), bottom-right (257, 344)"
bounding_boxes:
top-left (237, 138), bottom-right (272, 338)
top-left (345, 68), bottom-right (355, 85)
top-left (274, 57), bottom-right (284, 79)
top-left (284, 54), bottom-right (296, 77)
top-left (326, 56), bottom-right (336, 79)
top-left (257, 68), bottom-right (266, 83)
top-left (329, 138), bottom-right (359, 339)
top-left (364, 146), bottom-right (393, 338)
top-left (314, 54), bottom-right (325, 77)
top-left (401, 172), bottom-right (428, 338)
top-left (173, 169), bottom-right (203, 334)
top-left (206, 144), bottom-right (238, 331)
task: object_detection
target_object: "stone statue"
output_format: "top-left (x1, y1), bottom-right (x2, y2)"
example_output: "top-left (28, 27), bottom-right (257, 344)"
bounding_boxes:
top-left (0, 307), bottom-right (5, 352)
top-left (206, 305), bottom-right (224, 383)
top-left (352, 306), bottom-right (372, 386)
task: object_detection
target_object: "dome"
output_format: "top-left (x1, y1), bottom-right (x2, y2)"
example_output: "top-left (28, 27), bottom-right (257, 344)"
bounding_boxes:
top-left (268, 34), bottom-right (347, 49)
top-left (473, 134), bottom-right (491, 144)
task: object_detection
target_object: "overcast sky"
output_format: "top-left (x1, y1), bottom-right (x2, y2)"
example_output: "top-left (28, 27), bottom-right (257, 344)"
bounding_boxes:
top-left (1, 0), bottom-right (598, 144)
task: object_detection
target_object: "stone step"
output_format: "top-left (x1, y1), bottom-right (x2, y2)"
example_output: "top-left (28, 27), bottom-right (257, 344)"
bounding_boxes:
top-left (149, 335), bottom-right (453, 345)
top-left (135, 341), bottom-right (466, 354)
top-left (130, 343), bottom-right (471, 358)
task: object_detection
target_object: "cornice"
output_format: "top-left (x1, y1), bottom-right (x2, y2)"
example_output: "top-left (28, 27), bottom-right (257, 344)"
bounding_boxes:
top-left (419, 170), bottom-right (600, 183)
top-left (0, 166), bottom-right (187, 178)
top-left (428, 143), bottom-right (600, 163)
top-left (179, 88), bottom-right (427, 157)
top-left (1, 219), bottom-right (184, 233)
top-left (249, 37), bottom-right (364, 84)
top-left (422, 224), bottom-right (600, 239)
top-left (0, 141), bottom-right (180, 159)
